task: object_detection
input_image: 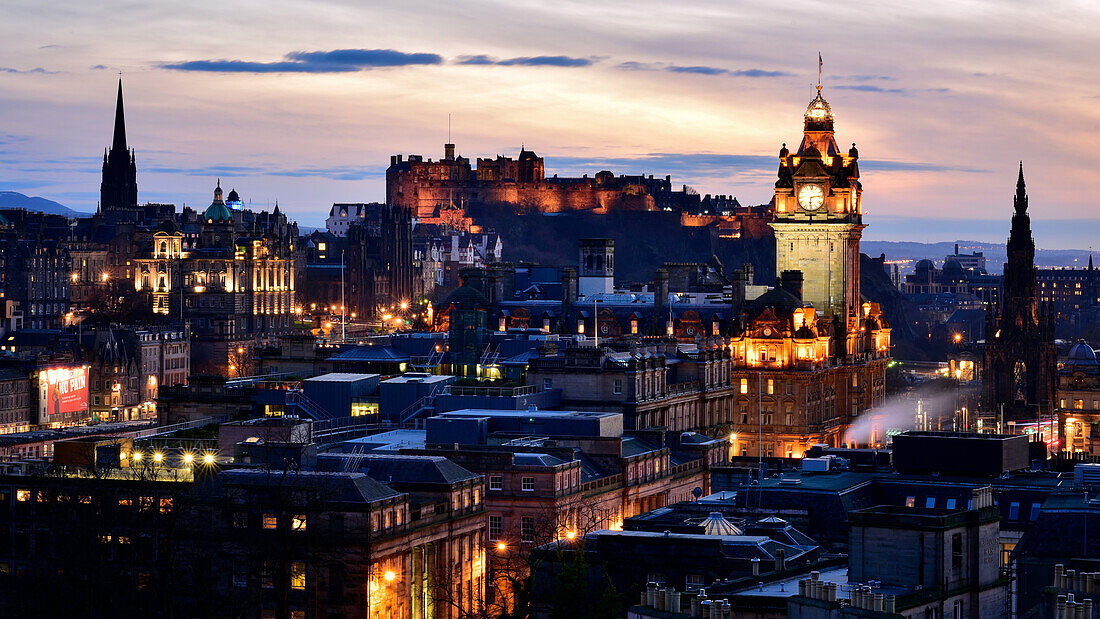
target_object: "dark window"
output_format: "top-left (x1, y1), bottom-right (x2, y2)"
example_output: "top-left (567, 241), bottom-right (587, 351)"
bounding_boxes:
top-left (951, 533), bottom-right (962, 572)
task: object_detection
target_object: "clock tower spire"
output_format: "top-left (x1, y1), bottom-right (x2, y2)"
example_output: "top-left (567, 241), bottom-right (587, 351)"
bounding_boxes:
top-left (771, 83), bottom-right (865, 338)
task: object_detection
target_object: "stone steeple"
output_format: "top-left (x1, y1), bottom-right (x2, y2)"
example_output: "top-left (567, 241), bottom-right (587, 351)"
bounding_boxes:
top-left (100, 78), bottom-right (138, 212)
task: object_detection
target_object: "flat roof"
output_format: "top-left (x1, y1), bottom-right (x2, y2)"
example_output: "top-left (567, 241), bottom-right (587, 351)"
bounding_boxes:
top-left (305, 373), bottom-right (380, 382)
top-left (730, 565), bottom-right (849, 598)
top-left (381, 374), bottom-right (453, 384)
top-left (437, 408), bottom-right (619, 419)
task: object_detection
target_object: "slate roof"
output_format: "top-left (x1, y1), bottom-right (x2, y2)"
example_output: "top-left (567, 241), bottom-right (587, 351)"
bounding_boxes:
top-left (327, 346), bottom-right (410, 363)
top-left (339, 453), bottom-right (479, 485)
top-left (218, 469), bottom-right (402, 503)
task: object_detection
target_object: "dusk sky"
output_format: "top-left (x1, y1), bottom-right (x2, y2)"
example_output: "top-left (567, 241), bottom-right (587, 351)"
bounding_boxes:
top-left (2, 0), bottom-right (1098, 247)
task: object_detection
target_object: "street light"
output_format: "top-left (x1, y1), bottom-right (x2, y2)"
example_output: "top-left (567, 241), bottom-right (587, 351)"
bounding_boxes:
top-left (384, 570), bottom-right (396, 583)
top-left (496, 542), bottom-right (507, 551)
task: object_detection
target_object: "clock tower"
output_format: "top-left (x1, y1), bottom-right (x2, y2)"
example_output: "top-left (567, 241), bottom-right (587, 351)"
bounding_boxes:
top-left (771, 85), bottom-right (864, 326)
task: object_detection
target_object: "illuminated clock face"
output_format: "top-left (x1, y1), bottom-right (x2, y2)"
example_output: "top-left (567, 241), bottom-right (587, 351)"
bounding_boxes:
top-left (798, 184), bottom-right (825, 210)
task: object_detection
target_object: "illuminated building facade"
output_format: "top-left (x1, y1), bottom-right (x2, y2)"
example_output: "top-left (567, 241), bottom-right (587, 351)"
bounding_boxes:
top-left (386, 146), bottom-right (701, 218)
top-left (1055, 342), bottom-right (1100, 455)
top-left (728, 86), bottom-right (890, 456)
top-left (133, 182), bottom-right (298, 375)
top-left (771, 85), bottom-right (864, 322)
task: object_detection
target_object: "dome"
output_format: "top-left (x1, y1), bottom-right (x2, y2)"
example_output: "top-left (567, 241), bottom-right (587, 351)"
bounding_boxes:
top-left (699, 512), bottom-right (742, 536)
top-left (204, 201), bottom-right (233, 223)
top-left (226, 188), bottom-right (240, 203)
top-left (1066, 341), bottom-right (1099, 366)
top-left (915, 259), bottom-right (936, 271)
top-left (804, 90), bottom-right (833, 123)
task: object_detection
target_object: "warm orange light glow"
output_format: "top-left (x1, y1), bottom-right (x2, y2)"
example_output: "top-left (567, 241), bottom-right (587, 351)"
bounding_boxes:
top-left (565, 530), bottom-right (576, 540)
top-left (384, 570), bottom-right (396, 582)
top-left (496, 542), bottom-right (507, 551)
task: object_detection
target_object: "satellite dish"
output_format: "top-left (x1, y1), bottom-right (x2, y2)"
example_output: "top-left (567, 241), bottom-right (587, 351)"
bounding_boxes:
top-left (692, 486), bottom-right (703, 499)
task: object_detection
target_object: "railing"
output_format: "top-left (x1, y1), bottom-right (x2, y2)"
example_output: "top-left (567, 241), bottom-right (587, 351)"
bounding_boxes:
top-left (136, 417), bottom-right (216, 438)
top-left (286, 389), bottom-right (334, 420)
top-left (448, 384), bottom-right (537, 397)
top-left (311, 416), bottom-right (393, 438)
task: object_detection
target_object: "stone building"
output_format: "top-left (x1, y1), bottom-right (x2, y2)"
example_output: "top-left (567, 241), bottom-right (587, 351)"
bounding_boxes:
top-left (726, 86), bottom-right (891, 457)
top-left (0, 233), bottom-right (71, 330)
top-left (1055, 341), bottom-right (1100, 455)
top-left (132, 183), bottom-right (298, 376)
top-left (386, 145), bottom-right (701, 218)
top-left (0, 366), bottom-right (31, 435)
top-left (346, 202), bottom-right (414, 319)
top-left (983, 166), bottom-right (1057, 423)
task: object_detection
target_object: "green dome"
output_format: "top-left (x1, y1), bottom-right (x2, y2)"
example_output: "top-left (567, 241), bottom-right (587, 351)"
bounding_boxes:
top-left (204, 201), bottom-right (233, 223)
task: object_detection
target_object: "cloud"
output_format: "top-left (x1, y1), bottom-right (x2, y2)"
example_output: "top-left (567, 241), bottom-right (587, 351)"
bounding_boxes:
top-left (544, 152), bottom-right (990, 180)
top-left (667, 65), bottom-right (728, 76)
top-left (141, 162), bottom-right (387, 182)
top-left (456, 54), bottom-right (595, 67)
top-left (616, 61), bottom-right (658, 71)
top-left (834, 84), bottom-right (909, 94)
top-left (454, 55), bottom-right (496, 65)
top-left (833, 84), bottom-right (951, 96)
top-left (619, 62), bottom-right (791, 78)
top-left (285, 49), bottom-right (443, 67)
top-left (827, 74), bottom-right (896, 82)
top-left (0, 67), bottom-right (54, 74)
top-left (90, 64), bottom-right (108, 70)
top-left (162, 48), bottom-right (443, 73)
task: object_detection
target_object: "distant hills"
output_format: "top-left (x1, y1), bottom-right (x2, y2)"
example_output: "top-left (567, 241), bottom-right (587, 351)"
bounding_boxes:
top-left (0, 191), bottom-right (89, 217)
top-left (862, 240), bottom-right (1092, 273)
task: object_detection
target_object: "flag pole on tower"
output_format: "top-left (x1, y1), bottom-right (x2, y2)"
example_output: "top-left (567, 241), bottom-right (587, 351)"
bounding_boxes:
top-left (817, 52), bottom-right (822, 91)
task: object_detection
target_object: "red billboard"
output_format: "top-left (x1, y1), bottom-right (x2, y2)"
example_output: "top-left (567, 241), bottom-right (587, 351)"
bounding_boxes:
top-left (40, 366), bottom-right (88, 418)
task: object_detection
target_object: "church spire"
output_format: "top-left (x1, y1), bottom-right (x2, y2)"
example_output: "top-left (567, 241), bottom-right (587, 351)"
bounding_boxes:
top-left (112, 78), bottom-right (127, 152)
top-left (1014, 161), bottom-right (1027, 215)
top-left (100, 78), bottom-right (138, 214)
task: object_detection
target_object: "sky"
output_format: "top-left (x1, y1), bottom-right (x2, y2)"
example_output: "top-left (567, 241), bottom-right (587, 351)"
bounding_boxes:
top-left (1, 0), bottom-right (1099, 247)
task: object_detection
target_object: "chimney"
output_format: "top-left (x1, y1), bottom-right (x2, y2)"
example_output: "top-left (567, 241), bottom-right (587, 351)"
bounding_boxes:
top-left (776, 548), bottom-right (786, 571)
top-left (954, 243), bottom-right (959, 255)
top-left (730, 267), bottom-right (748, 315)
top-left (561, 268), bottom-right (578, 310)
top-left (779, 270), bottom-right (803, 300)
top-left (654, 268), bottom-right (669, 324)
top-left (742, 262), bottom-right (754, 286)
top-left (445, 143), bottom-right (455, 160)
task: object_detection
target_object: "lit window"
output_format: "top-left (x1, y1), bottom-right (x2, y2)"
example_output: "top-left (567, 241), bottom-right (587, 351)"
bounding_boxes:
top-left (521, 477), bottom-right (535, 492)
top-left (946, 498), bottom-right (957, 510)
top-left (740, 379), bottom-right (748, 395)
top-left (767, 379), bottom-right (774, 395)
top-left (925, 497), bottom-right (936, 509)
top-left (905, 496), bottom-right (915, 508)
top-left (292, 514), bottom-right (307, 531)
top-left (263, 513), bottom-right (277, 529)
top-left (15, 489), bottom-right (30, 502)
top-left (290, 562), bottom-right (306, 590)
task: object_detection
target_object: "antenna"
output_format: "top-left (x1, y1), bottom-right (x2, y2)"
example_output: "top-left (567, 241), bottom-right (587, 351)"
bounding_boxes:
top-left (448, 113), bottom-right (452, 143)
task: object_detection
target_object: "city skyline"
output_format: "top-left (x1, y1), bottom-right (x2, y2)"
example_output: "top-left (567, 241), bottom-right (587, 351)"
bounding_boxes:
top-left (2, 0), bottom-right (1099, 246)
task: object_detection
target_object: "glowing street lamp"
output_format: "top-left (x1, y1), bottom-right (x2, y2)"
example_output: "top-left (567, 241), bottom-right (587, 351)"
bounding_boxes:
top-left (496, 542), bottom-right (507, 551)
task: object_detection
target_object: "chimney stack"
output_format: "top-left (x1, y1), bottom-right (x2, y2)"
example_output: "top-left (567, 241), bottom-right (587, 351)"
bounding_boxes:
top-left (562, 268), bottom-right (578, 311)
top-left (779, 270), bottom-right (804, 300)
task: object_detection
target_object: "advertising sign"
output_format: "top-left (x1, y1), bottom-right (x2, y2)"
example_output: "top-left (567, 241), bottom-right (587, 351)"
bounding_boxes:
top-left (39, 366), bottom-right (89, 422)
